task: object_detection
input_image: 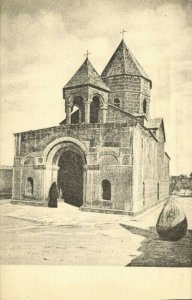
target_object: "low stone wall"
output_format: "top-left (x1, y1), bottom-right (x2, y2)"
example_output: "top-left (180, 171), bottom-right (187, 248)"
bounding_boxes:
top-left (0, 166), bottom-right (13, 199)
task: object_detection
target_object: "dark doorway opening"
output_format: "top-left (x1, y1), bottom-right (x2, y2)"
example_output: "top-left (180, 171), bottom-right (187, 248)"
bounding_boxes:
top-left (57, 150), bottom-right (84, 207)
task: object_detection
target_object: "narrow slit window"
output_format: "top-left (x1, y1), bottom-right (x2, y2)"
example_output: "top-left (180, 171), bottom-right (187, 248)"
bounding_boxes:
top-left (143, 99), bottom-right (147, 114)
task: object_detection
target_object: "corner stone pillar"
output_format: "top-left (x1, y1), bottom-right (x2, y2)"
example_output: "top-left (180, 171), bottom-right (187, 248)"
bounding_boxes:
top-left (100, 105), bottom-right (108, 124)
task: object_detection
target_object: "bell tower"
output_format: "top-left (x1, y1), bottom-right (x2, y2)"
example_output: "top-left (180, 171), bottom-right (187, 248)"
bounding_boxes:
top-left (101, 39), bottom-right (152, 118)
top-left (63, 56), bottom-right (110, 124)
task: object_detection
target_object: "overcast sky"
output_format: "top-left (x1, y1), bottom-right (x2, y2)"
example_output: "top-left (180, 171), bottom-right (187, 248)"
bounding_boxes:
top-left (0, 0), bottom-right (192, 175)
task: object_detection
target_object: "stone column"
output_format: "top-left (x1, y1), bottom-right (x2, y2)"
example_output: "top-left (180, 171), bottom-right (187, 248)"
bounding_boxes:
top-left (82, 165), bottom-right (87, 207)
top-left (84, 100), bottom-right (91, 124)
top-left (79, 108), bottom-right (82, 123)
top-left (66, 105), bottom-right (72, 124)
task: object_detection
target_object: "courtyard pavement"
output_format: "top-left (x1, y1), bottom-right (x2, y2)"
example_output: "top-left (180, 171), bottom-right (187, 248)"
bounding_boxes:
top-left (0, 197), bottom-right (191, 266)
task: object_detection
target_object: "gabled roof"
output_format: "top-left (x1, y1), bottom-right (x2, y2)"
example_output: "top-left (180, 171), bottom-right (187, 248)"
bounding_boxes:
top-left (64, 58), bottom-right (110, 92)
top-left (101, 39), bottom-right (151, 84)
top-left (147, 118), bottom-right (162, 129)
top-left (146, 118), bottom-right (166, 141)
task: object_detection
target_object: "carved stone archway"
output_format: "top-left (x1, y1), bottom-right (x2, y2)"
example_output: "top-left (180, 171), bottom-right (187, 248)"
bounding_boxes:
top-left (44, 137), bottom-right (87, 207)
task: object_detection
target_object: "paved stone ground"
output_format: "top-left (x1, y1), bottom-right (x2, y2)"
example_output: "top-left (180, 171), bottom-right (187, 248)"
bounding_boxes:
top-left (0, 197), bottom-right (191, 266)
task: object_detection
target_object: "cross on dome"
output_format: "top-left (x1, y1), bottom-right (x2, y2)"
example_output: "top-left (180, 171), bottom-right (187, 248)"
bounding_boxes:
top-left (84, 50), bottom-right (91, 59)
top-left (120, 29), bottom-right (127, 39)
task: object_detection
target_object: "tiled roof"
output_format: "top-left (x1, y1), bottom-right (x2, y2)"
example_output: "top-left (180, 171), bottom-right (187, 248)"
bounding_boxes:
top-left (101, 39), bottom-right (150, 81)
top-left (64, 58), bottom-right (110, 91)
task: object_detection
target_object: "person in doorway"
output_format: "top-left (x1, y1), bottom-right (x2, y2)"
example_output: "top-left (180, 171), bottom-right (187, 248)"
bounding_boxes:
top-left (48, 182), bottom-right (59, 208)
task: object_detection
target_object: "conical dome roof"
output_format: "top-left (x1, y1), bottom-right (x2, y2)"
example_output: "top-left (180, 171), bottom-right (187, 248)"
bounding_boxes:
top-left (64, 58), bottom-right (110, 91)
top-left (101, 39), bottom-right (150, 82)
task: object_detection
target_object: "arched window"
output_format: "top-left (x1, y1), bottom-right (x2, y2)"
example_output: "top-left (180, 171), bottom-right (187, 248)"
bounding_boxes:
top-left (114, 98), bottom-right (120, 108)
top-left (71, 96), bottom-right (85, 124)
top-left (90, 96), bottom-right (100, 123)
top-left (143, 99), bottom-right (147, 114)
top-left (102, 180), bottom-right (111, 200)
top-left (25, 177), bottom-right (33, 195)
top-left (24, 157), bottom-right (35, 166)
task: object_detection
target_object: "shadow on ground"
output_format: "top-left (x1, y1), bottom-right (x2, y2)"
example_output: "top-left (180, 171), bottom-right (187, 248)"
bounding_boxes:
top-left (120, 224), bottom-right (192, 267)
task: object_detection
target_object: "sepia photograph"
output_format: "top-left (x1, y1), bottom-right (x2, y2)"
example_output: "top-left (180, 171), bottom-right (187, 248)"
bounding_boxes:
top-left (0, 0), bottom-right (192, 299)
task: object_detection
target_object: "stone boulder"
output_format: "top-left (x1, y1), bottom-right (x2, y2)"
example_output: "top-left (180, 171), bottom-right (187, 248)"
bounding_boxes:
top-left (156, 198), bottom-right (187, 241)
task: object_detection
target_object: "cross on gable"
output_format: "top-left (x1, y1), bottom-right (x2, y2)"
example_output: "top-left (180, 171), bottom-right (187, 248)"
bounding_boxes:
top-left (120, 29), bottom-right (127, 39)
top-left (84, 50), bottom-right (91, 59)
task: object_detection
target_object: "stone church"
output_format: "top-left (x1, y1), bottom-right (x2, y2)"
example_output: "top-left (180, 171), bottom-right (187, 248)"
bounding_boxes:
top-left (11, 39), bottom-right (170, 215)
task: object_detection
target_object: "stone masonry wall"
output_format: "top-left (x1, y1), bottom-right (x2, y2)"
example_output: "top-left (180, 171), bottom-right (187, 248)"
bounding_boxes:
top-left (107, 105), bottom-right (137, 124)
top-left (103, 75), bottom-right (151, 117)
top-left (13, 123), bottom-right (134, 211)
top-left (133, 125), bottom-right (159, 212)
top-left (132, 124), bottom-right (169, 213)
top-left (85, 165), bottom-right (132, 211)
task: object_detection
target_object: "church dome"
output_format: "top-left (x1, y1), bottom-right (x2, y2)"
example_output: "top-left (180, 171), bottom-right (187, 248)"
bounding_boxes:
top-left (101, 39), bottom-right (151, 86)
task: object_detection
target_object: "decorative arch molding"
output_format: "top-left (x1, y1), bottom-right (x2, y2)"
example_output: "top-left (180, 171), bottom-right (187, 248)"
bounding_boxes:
top-left (99, 149), bottom-right (119, 160)
top-left (99, 155), bottom-right (119, 165)
top-left (44, 137), bottom-right (88, 166)
top-left (22, 155), bottom-right (36, 166)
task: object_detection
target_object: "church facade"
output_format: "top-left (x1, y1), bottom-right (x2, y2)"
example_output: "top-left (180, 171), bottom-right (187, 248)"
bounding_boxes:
top-left (11, 39), bottom-right (170, 215)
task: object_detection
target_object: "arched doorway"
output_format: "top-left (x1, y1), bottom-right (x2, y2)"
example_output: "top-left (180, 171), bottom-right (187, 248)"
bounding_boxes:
top-left (57, 149), bottom-right (84, 207)
top-left (46, 140), bottom-right (86, 208)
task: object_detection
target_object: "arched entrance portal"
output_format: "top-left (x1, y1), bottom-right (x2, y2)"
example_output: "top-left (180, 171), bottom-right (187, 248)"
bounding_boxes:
top-left (57, 149), bottom-right (84, 207)
top-left (46, 140), bottom-right (87, 208)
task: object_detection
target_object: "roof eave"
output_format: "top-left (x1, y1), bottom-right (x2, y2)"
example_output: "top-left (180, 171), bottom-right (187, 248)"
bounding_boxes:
top-left (102, 73), bottom-right (152, 88)
top-left (63, 83), bottom-right (110, 93)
